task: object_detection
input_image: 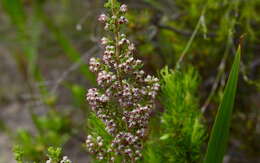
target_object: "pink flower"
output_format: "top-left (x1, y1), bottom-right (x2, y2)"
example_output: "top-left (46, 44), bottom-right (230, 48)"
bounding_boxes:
top-left (98, 14), bottom-right (108, 23)
top-left (120, 4), bottom-right (128, 12)
top-left (101, 37), bottom-right (109, 46)
top-left (118, 16), bottom-right (128, 24)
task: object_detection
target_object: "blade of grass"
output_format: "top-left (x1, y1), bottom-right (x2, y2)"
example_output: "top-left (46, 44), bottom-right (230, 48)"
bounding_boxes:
top-left (2, 0), bottom-right (54, 105)
top-left (204, 46), bottom-right (241, 163)
top-left (2, 0), bottom-right (41, 77)
top-left (1, 0), bottom-right (26, 32)
top-left (175, 5), bottom-right (208, 69)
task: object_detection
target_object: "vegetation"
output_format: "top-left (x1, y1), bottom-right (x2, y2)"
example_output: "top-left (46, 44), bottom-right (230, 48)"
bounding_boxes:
top-left (144, 66), bottom-right (205, 163)
top-left (0, 0), bottom-right (259, 162)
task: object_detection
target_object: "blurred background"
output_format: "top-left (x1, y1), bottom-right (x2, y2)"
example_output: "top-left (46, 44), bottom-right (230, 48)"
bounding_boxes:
top-left (0, 0), bottom-right (259, 162)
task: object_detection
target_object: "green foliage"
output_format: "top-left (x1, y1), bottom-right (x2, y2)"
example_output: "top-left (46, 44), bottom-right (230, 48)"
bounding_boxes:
top-left (105, 0), bottom-right (120, 9)
top-left (1, 1), bottom-right (91, 161)
top-left (204, 46), bottom-right (241, 163)
top-left (14, 111), bottom-right (71, 162)
top-left (47, 147), bottom-right (62, 163)
top-left (2, 0), bottom-right (42, 77)
top-left (67, 84), bottom-right (87, 109)
top-left (85, 113), bottom-right (124, 162)
top-left (144, 67), bottom-right (205, 163)
top-left (0, 0), bottom-right (258, 162)
top-left (85, 113), bottom-right (113, 153)
top-left (12, 145), bottom-right (70, 163)
top-left (137, 0), bottom-right (259, 70)
top-left (1, 0), bottom-right (26, 31)
top-left (86, 113), bottom-right (111, 140)
top-left (13, 145), bottom-right (24, 163)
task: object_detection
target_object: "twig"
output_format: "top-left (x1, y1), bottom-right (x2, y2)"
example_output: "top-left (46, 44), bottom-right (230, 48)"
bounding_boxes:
top-left (157, 24), bottom-right (216, 38)
top-left (201, 36), bottom-right (233, 113)
top-left (201, 53), bottom-right (228, 113)
top-left (50, 46), bottom-right (99, 94)
top-left (201, 27), bottom-right (237, 113)
top-left (175, 6), bottom-right (207, 68)
top-left (239, 52), bottom-right (260, 87)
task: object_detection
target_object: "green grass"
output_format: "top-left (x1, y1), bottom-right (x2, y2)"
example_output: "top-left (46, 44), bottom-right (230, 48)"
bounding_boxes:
top-left (2, 0), bottom-right (42, 78)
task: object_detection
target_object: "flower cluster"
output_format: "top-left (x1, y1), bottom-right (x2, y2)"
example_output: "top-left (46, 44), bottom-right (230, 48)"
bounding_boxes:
top-left (86, 135), bottom-right (106, 160)
top-left (111, 132), bottom-right (142, 160)
top-left (86, 1), bottom-right (160, 162)
top-left (123, 105), bottom-right (152, 130)
top-left (86, 88), bottom-right (110, 109)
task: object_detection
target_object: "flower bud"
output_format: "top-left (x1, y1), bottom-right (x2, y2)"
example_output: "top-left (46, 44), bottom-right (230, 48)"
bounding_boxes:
top-left (118, 16), bottom-right (128, 24)
top-left (101, 37), bottom-right (109, 46)
top-left (120, 4), bottom-right (128, 12)
top-left (98, 14), bottom-right (108, 23)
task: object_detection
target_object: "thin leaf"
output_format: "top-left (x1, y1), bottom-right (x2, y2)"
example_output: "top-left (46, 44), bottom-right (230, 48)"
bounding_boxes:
top-left (2, 0), bottom-right (42, 78)
top-left (2, 0), bottom-right (26, 31)
top-left (204, 46), bottom-right (241, 163)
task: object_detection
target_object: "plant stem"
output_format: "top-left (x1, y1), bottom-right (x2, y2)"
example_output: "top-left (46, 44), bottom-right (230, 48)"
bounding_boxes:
top-left (111, 0), bottom-right (123, 88)
top-left (175, 4), bottom-right (208, 69)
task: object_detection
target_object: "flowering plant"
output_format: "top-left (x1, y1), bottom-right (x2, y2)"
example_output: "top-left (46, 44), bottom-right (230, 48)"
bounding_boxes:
top-left (46, 147), bottom-right (71, 163)
top-left (85, 0), bottom-right (160, 162)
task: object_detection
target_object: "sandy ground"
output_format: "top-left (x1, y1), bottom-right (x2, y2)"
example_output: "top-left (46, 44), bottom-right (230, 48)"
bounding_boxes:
top-left (0, 133), bottom-right (15, 163)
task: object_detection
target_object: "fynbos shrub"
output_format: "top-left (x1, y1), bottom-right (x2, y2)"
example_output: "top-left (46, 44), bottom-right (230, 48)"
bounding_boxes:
top-left (85, 0), bottom-right (160, 162)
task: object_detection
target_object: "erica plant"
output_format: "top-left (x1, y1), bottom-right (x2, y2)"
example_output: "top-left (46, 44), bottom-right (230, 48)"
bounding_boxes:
top-left (85, 0), bottom-right (160, 162)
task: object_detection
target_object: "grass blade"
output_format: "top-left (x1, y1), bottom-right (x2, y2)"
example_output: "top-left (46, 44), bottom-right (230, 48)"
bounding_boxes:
top-left (2, 0), bottom-right (42, 78)
top-left (1, 0), bottom-right (26, 31)
top-left (204, 46), bottom-right (241, 163)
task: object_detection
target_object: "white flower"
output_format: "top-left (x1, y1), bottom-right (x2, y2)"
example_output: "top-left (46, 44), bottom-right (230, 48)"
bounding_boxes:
top-left (120, 4), bottom-right (128, 12)
top-left (46, 159), bottom-right (52, 163)
top-left (60, 156), bottom-right (71, 163)
top-left (98, 14), bottom-right (108, 23)
top-left (118, 16), bottom-right (128, 24)
top-left (101, 37), bottom-right (109, 45)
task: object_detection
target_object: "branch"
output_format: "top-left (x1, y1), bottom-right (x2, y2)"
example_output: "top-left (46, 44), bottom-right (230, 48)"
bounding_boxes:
top-left (50, 46), bottom-right (99, 94)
